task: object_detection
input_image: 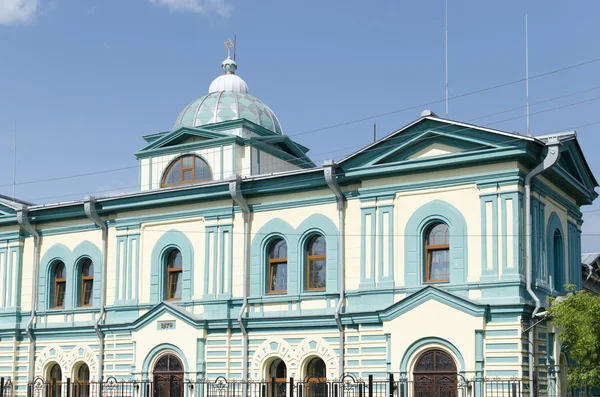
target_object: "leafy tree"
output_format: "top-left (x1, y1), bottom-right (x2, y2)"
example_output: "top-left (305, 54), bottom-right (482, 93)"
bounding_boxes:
top-left (547, 286), bottom-right (600, 387)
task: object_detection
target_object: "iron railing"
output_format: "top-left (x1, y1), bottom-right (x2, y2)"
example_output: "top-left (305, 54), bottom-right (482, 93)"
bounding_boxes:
top-left (22, 375), bottom-right (600, 397)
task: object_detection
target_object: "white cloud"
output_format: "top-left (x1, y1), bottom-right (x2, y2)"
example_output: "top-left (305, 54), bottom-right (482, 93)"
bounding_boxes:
top-left (0, 0), bottom-right (38, 25)
top-left (149, 0), bottom-right (231, 17)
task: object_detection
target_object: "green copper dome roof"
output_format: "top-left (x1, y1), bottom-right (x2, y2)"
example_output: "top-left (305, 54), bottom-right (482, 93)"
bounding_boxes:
top-left (173, 91), bottom-right (283, 135)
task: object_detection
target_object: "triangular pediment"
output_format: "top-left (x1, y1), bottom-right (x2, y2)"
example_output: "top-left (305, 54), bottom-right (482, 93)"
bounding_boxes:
top-left (340, 117), bottom-right (531, 171)
top-left (371, 130), bottom-right (500, 165)
top-left (380, 285), bottom-right (488, 320)
top-left (131, 301), bottom-right (203, 331)
top-left (135, 127), bottom-right (236, 158)
top-left (556, 143), bottom-right (596, 190)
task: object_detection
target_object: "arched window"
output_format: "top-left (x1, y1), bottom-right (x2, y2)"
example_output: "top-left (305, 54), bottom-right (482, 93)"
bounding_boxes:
top-left (166, 250), bottom-right (183, 301)
top-left (74, 363), bottom-right (90, 397)
top-left (53, 262), bottom-right (67, 309)
top-left (153, 354), bottom-right (184, 397)
top-left (267, 359), bottom-right (287, 397)
top-left (305, 357), bottom-right (326, 397)
top-left (306, 235), bottom-right (326, 291)
top-left (80, 259), bottom-right (94, 307)
top-left (49, 363), bottom-right (62, 397)
top-left (161, 155), bottom-right (212, 187)
top-left (413, 350), bottom-right (457, 397)
top-left (268, 239), bottom-right (287, 294)
top-left (425, 223), bottom-right (450, 283)
top-left (553, 230), bottom-right (565, 291)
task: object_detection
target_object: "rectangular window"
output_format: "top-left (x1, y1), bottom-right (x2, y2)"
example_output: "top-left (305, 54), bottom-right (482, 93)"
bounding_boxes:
top-left (81, 280), bottom-right (93, 306)
top-left (269, 262), bottom-right (287, 293)
top-left (55, 282), bottom-right (66, 308)
top-left (168, 272), bottom-right (182, 300)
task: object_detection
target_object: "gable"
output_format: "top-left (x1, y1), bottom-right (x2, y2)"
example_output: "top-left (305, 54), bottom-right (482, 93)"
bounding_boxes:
top-left (407, 143), bottom-right (463, 159)
top-left (135, 127), bottom-right (237, 158)
top-left (339, 117), bottom-right (528, 172)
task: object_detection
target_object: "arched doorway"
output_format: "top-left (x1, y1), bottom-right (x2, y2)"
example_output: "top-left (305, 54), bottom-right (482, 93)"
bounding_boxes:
top-left (267, 359), bottom-right (287, 397)
top-left (305, 358), bottom-right (326, 397)
top-left (74, 363), bottom-right (90, 397)
top-left (153, 354), bottom-right (184, 397)
top-left (413, 350), bottom-right (458, 397)
top-left (49, 363), bottom-right (62, 397)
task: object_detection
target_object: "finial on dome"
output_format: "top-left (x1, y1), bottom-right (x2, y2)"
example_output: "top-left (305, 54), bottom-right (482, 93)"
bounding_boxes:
top-left (222, 38), bottom-right (237, 75)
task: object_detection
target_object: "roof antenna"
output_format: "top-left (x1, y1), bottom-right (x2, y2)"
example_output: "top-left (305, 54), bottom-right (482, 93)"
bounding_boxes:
top-left (234, 34), bottom-right (237, 61)
top-left (445, 0), bottom-right (449, 118)
top-left (526, 14), bottom-right (531, 136)
top-left (373, 123), bottom-right (377, 143)
top-left (12, 120), bottom-right (17, 201)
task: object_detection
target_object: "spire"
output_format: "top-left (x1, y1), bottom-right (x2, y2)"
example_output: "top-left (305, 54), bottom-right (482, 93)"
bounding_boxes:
top-left (208, 38), bottom-right (248, 93)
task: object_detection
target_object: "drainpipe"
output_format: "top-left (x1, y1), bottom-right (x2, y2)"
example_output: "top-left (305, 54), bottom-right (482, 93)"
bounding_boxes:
top-left (84, 197), bottom-right (108, 382)
top-left (229, 178), bottom-right (250, 385)
top-left (324, 161), bottom-right (346, 377)
top-left (17, 207), bottom-right (39, 381)
top-left (525, 138), bottom-right (560, 392)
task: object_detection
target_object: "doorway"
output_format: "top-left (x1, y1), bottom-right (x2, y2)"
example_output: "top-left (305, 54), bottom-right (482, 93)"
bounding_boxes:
top-left (153, 354), bottom-right (184, 397)
top-left (49, 363), bottom-right (62, 397)
top-left (267, 359), bottom-right (287, 397)
top-left (305, 358), bottom-right (326, 397)
top-left (413, 350), bottom-right (458, 397)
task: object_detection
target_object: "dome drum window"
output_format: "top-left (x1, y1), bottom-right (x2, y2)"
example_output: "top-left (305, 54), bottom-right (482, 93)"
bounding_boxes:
top-left (161, 155), bottom-right (212, 187)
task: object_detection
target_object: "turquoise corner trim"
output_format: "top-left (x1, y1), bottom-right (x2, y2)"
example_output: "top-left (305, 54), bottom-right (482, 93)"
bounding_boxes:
top-left (0, 245), bottom-right (22, 310)
top-left (475, 330), bottom-right (484, 397)
top-left (567, 221), bottom-right (582, 290)
top-left (500, 192), bottom-right (521, 279)
top-left (360, 207), bottom-right (376, 289)
top-left (404, 200), bottom-right (467, 286)
top-left (531, 198), bottom-right (546, 283)
top-left (399, 336), bottom-right (466, 376)
top-left (150, 230), bottom-right (194, 303)
top-left (547, 212), bottom-right (565, 292)
top-left (115, 234), bottom-right (141, 304)
top-left (141, 343), bottom-right (190, 376)
top-left (39, 241), bottom-right (103, 311)
top-left (480, 194), bottom-right (499, 280)
top-left (249, 214), bottom-right (339, 297)
top-left (377, 205), bottom-right (395, 288)
top-left (204, 224), bottom-right (233, 299)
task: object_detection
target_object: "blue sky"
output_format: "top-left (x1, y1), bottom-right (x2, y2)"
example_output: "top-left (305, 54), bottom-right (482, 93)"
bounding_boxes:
top-left (0, 0), bottom-right (599, 250)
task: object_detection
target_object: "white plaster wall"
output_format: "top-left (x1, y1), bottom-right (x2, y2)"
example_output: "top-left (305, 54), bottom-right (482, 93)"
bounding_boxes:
top-left (384, 299), bottom-right (484, 375)
top-left (394, 184), bottom-right (483, 284)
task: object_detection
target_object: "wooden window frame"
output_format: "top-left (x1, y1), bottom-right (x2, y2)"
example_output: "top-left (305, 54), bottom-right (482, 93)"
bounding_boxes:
top-left (268, 240), bottom-right (287, 294)
top-left (161, 155), bottom-right (212, 188)
top-left (424, 223), bottom-right (450, 283)
top-left (306, 236), bottom-right (326, 291)
top-left (80, 260), bottom-right (94, 307)
top-left (53, 263), bottom-right (66, 309)
top-left (166, 250), bottom-right (183, 301)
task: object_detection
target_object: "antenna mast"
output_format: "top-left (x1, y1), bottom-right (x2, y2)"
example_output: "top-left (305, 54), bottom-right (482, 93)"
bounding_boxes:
top-left (526, 14), bottom-right (531, 136)
top-left (445, 0), bottom-right (449, 118)
top-left (234, 34), bottom-right (237, 61)
top-left (13, 121), bottom-right (17, 200)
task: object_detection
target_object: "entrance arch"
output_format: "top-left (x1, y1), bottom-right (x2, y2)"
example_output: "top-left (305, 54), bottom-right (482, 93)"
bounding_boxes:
top-left (267, 358), bottom-right (287, 397)
top-left (153, 354), bottom-right (184, 397)
top-left (48, 363), bottom-right (62, 397)
top-left (74, 363), bottom-right (90, 397)
top-left (413, 350), bottom-right (458, 397)
top-left (305, 357), bottom-right (326, 397)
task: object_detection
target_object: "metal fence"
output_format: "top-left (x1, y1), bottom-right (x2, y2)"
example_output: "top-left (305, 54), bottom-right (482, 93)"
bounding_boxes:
top-left (1, 378), bottom-right (13, 397)
top-left (19, 375), bottom-right (600, 397)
